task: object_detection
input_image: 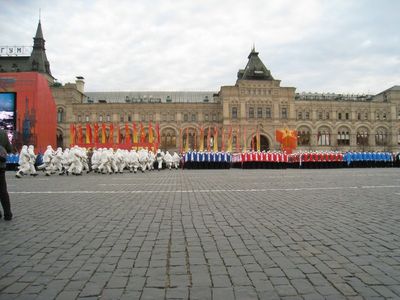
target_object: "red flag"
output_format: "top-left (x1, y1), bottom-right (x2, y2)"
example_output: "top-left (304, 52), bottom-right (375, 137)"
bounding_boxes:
top-left (109, 123), bottom-right (114, 144)
top-left (133, 122), bottom-right (138, 143)
top-left (199, 126), bottom-right (204, 151)
top-left (185, 127), bottom-right (189, 152)
top-left (101, 123), bottom-right (106, 144)
top-left (207, 126), bottom-right (211, 152)
top-left (140, 122), bottom-right (145, 143)
top-left (179, 128), bottom-right (183, 153)
top-left (117, 126), bottom-right (121, 144)
top-left (148, 121), bottom-right (153, 143)
top-left (156, 123), bottom-right (160, 144)
top-left (125, 123), bottom-right (130, 144)
top-left (94, 123), bottom-right (99, 144)
top-left (86, 123), bottom-right (92, 144)
top-left (276, 129), bottom-right (297, 151)
top-left (70, 123), bottom-right (76, 146)
top-left (227, 125), bottom-right (232, 152)
top-left (213, 126), bottom-right (218, 152)
top-left (78, 124), bottom-right (83, 144)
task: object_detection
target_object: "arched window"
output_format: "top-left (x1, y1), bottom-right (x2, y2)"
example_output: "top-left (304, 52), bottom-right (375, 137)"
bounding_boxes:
top-left (357, 127), bottom-right (369, 146)
top-left (337, 127), bottom-right (350, 146)
top-left (265, 107), bottom-right (272, 118)
top-left (375, 128), bottom-right (388, 146)
top-left (297, 111), bottom-right (302, 120)
top-left (249, 107), bottom-right (254, 119)
top-left (56, 129), bottom-right (63, 148)
top-left (232, 107), bottom-right (238, 119)
top-left (161, 128), bottom-right (177, 149)
top-left (57, 108), bottom-right (64, 123)
top-left (297, 126), bottom-right (311, 146)
top-left (317, 127), bottom-right (331, 146)
top-left (398, 129), bottom-right (400, 145)
top-left (257, 107), bottom-right (262, 118)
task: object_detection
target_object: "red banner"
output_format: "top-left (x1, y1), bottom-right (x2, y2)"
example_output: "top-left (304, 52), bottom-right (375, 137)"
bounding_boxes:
top-left (140, 122), bottom-right (145, 143)
top-left (70, 123), bottom-right (76, 145)
top-left (101, 123), bottom-right (106, 144)
top-left (86, 123), bottom-right (92, 144)
top-left (156, 123), bottom-right (160, 144)
top-left (179, 128), bottom-right (183, 153)
top-left (94, 123), bottom-right (99, 143)
top-left (148, 121), bottom-right (153, 143)
top-left (207, 126), bottom-right (211, 152)
top-left (117, 126), bottom-right (121, 144)
top-left (109, 123), bottom-right (114, 144)
top-left (133, 122), bottom-right (137, 143)
top-left (78, 124), bottom-right (83, 144)
top-left (276, 129), bottom-right (297, 153)
top-left (125, 123), bottom-right (130, 144)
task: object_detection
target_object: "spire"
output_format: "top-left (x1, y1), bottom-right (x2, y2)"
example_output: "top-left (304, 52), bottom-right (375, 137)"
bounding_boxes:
top-left (29, 19), bottom-right (52, 77)
top-left (237, 48), bottom-right (274, 81)
top-left (35, 20), bottom-right (44, 40)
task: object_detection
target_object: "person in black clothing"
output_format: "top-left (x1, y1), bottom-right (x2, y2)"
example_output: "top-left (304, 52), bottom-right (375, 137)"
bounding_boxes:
top-left (0, 129), bottom-right (12, 221)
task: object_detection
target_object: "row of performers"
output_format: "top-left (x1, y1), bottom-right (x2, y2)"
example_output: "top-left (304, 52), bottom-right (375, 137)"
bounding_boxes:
top-left (6, 150), bottom-right (399, 170)
top-left (183, 150), bottom-right (397, 169)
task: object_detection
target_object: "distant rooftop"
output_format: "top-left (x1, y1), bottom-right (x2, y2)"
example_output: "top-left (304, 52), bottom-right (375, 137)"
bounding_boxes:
top-left (84, 91), bottom-right (218, 104)
top-left (295, 92), bottom-right (374, 102)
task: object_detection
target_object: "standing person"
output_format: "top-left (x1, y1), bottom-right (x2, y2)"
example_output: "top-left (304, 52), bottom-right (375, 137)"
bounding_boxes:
top-left (0, 129), bottom-right (12, 221)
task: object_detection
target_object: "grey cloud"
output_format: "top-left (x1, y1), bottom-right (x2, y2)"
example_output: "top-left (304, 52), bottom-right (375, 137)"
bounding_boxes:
top-left (0, 0), bottom-right (399, 94)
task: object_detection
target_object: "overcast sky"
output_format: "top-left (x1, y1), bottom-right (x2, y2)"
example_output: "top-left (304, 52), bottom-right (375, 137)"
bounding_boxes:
top-left (1, 0), bottom-right (399, 94)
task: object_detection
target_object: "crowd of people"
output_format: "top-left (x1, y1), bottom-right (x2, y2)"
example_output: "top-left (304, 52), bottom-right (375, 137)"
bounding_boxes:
top-left (14, 145), bottom-right (182, 178)
top-left (8, 146), bottom-right (400, 178)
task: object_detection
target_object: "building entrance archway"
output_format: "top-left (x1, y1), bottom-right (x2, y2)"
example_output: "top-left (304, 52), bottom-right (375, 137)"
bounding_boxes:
top-left (252, 134), bottom-right (270, 151)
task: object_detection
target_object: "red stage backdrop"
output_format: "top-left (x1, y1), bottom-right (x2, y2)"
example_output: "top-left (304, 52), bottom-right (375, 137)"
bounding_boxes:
top-left (0, 72), bottom-right (57, 152)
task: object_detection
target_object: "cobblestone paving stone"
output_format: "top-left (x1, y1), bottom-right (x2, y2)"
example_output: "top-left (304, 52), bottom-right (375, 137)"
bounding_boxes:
top-left (1, 168), bottom-right (400, 299)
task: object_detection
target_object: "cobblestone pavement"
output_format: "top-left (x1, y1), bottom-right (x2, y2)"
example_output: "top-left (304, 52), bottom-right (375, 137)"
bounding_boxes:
top-left (1, 168), bottom-right (400, 300)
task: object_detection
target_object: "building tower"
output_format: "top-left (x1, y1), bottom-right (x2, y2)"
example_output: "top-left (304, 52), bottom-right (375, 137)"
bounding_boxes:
top-left (28, 20), bottom-right (53, 82)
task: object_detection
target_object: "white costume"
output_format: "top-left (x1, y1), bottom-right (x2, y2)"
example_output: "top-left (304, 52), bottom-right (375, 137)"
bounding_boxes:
top-left (147, 150), bottom-right (155, 171)
top-left (172, 152), bottom-right (180, 169)
top-left (67, 146), bottom-right (83, 175)
top-left (164, 151), bottom-right (173, 170)
top-left (52, 147), bottom-right (64, 174)
top-left (156, 149), bottom-right (164, 170)
top-left (16, 145), bottom-right (37, 178)
top-left (91, 148), bottom-right (102, 172)
top-left (138, 149), bottom-right (148, 172)
top-left (38, 145), bottom-right (54, 176)
top-left (129, 150), bottom-right (140, 173)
